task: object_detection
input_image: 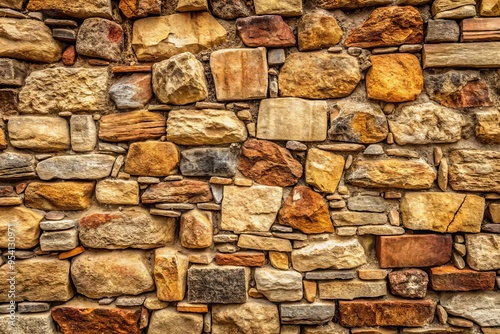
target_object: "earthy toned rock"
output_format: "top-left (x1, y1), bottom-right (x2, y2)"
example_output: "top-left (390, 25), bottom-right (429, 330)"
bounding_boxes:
top-left (188, 265), bottom-right (249, 304)
top-left (236, 15), bottom-right (295, 47)
top-left (303, 322), bottom-right (350, 334)
top-left (319, 0), bottom-right (393, 9)
top-left (430, 265), bottom-right (495, 291)
top-left (481, 0), bottom-right (500, 16)
top-left (319, 279), bottom-right (387, 300)
top-left (331, 212), bottom-right (387, 226)
top-left (142, 180), bottom-right (213, 203)
top-left (278, 186), bottom-right (333, 234)
top-left (388, 102), bottom-right (464, 145)
top-left (148, 308), bottom-right (203, 334)
top-left (237, 139), bottom-right (302, 187)
top-left (132, 12), bottom-right (227, 61)
top-left (345, 6), bottom-right (423, 48)
top-left (255, 266), bottom-right (303, 302)
top-left (25, 181), bottom-right (94, 211)
top-left (180, 147), bottom-right (238, 177)
top-left (376, 234), bottom-right (452, 268)
top-left (0, 129), bottom-right (6, 150)
top-left (298, 13), bottom-right (342, 51)
top-left (388, 269), bottom-right (428, 298)
top-left (153, 52), bottom-right (207, 105)
top-left (76, 18), bottom-right (123, 62)
top-left (237, 234), bottom-right (292, 252)
top-left (401, 192), bottom-right (484, 233)
top-left (0, 18), bottom-right (61, 63)
top-left (466, 233), bottom-right (500, 270)
top-left (0, 257), bottom-right (73, 302)
top-left (0, 206), bottom-right (41, 249)
top-left (71, 250), bottom-right (154, 298)
top-left (449, 150), bottom-right (500, 192)
top-left (39, 228), bottom-right (78, 251)
top-left (18, 67), bottom-right (108, 114)
top-left (426, 19), bottom-right (460, 43)
top-left (154, 248), bottom-right (188, 301)
top-left (254, 0), bottom-right (302, 16)
top-left (423, 42), bottom-right (500, 68)
top-left (257, 98), bottom-right (328, 141)
top-left (347, 196), bottom-right (388, 213)
top-left (95, 179), bottom-right (139, 205)
top-left (292, 238), bottom-right (366, 272)
top-left (280, 301), bottom-right (336, 325)
top-left (177, 0), bottom-right (208, 11)
top-left (27, 0), bottom-right (113, 19)
top-left (109, 73), bottom-right (152, 109)
top-left (180, 209), bottom-right (213, 249)
top-left (99, 110), bottom-right (165, 142)
top-left (221, 185), bottom-right (282, 232)
top-left (70, 115), bottom-right (97, 152)
top-left (210, 0), bottom-right (251, 19)
top-left (216, 252), bottom-right (266, 267)
top-left (8, 116), bottom-right (69, 151)
top-left (0, 0), bottom-right (23, 10)
top-left (279, 52), bottom-right (361, 99)
top-left (476, 108), bottom-right (500, 144)
top-left (440, 291), bottom-right (500, 326)
top-left (0, 312), bottom-right (57, 334)
top-left (490, 203), bottom-right (500, 223)
top-left (119, 0), bottom-right (161, 18)
top-left (329, 101), bottom-right (388, 144)
top-left (62, 45), bottom-right (76, 66)
top-left (432, 0), bottom-right (476, 16)
top-left (339, 299), bottom-right (436, 327)
top-left (212, 298), bottom-right (280, 334)
top-left (36, 154), bottom-right (115, 180)
top-left (346, 159), bottom-right (436, 189)
top-left (0, 152), bottom-right (35, 180)
top-left (305, 148), bottom-right (344, 194)
top-left (79, 208), bottom-right (175, 249)
top-left (124, 141), bottom-right (178, 177)
top-left (366, 54), bottom-right (423, 103)
top-left (0, 58), bottom-right (26, 86)
top-left (167, 109), bottom-right (247, 145)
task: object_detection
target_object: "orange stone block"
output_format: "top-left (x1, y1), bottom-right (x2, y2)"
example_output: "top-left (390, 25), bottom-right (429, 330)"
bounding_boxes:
top-left (58, 246), bottom-right (86, 260)
top-left (215, 252), bottom-right (266, 267)
top-left (430, 265), bottom-right (496, 291)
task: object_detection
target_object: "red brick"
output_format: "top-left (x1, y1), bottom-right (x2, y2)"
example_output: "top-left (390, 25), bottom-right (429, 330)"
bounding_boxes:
top-left (215, 252), bottom-right (265, 267)
top-left (430, 265), bottom-right (496, 291)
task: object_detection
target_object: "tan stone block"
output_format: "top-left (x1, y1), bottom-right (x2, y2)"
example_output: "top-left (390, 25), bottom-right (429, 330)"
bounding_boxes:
top-left (124, 141), bottom-right (179, 177)
top-left (306, 148), bottom-right (344, 194)
top-left (0, 206), bottom-right (42, 249)
top-left (96, 179), bottom-right (139, 205)
top-left (25, 181), bottom-right (94, 211)
top-left (155, 248), bottom-right (189, 302)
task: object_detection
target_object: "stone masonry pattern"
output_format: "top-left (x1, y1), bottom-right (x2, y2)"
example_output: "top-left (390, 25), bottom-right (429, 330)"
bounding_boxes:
top-left (0, 0), bottom-right (499, 333)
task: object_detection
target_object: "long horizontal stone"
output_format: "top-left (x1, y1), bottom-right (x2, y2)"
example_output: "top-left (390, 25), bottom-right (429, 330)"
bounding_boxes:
top-left (36, 154), bottom-right (115, 180)
top-left (440, 291), bottom-right (500, 326)
top-left (99, 110), bottom-right (166, 142)
top-left (423, 42), bottom-right (500, 68)
top-left (319, 279), bottom-right (387, 300)
top-left (430, 265), bottom-right (496, 291)
top-left (449, 149), bottom-right (500, 192)
top-left (280, 301), bottom-right (336, 325)
top-left (237, 234), bottom-right (292, 252)
top-left (331, 212), bottom-right (387, 226)
top-left (461, 18), bottom-right (500, 42)
top-left (142, 180), bottom-right (213, 203)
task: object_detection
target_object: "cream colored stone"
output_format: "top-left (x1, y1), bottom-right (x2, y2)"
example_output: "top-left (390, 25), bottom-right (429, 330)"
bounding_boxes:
top-left (238, 234), bottom-right (292, 252)
top-left (96, 179), bottom-right (139, 205)
top-left (0, 206), bottom-right (42, 249)
top-left (180, 209), bottom-right (213, 249)
top-left (254, 0), bottom-right (303, 16)
top-left (167, 109), bottom-right (247, 145)
top-left (154, 248), bottom-right (189, 302)
top-left (306, 148), bottom-right (344, 194)
top-left (176, 0), bottom-right (208, 11)
top-left (148, 308), bottom-right (203, 334)
top-left (319, 279), bottom-right (387, 300)
top-left (255, 266), bottom-right (303, 302)
top-left (8, 116), bottom-right (69, 152)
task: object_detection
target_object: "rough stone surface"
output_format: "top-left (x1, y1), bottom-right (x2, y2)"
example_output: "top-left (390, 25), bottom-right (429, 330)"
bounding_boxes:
top-left (36, 154), bottom-right (115, 180)
top-left (388, 269), bottom-right (429, 298)
top-left (0, 58), bottom-right (26, 86)
top-left (254, 0), bottom-right (303, 16)
top-left (236, 15), bottom-right (295, 47)
top-left (426, 19), bottom-right (460, 43)
top-left (466, 233), bottom-right (500, 271)
top-left (27, 0), bottom-right (113, 19)
top-left (148, 308), bottom-right (203, 334)
top-left (71, 115), bottom-right (97, 152)
top-left (109, 73), bottom-right (152, 109)
top-left (180, 209), bottom-right (213, 249)
top-left (481, 0), bottom-right (500, 16)
top-left (279, 52), bottom-right (361, 99)
top-left (142, 180), bottom-right (213, 203)
top-left (79, 208), bottom-right (175, 249)
top-left (221, 185), bottom-right (282, 232)
top-left (210, 0), bottom-right (250, 19)
top-left (0, 206), bottom-right (42, 249)
top-left (40, 228), bottom-right (78, 251)
top-left (7, 116), bottom-right (69, 151)
top-left (430, 265), bottom-right (496, 291)
top-left (76, 18), bottom-right (123, 62)
top-left (25, 181), bottom-right (94, 211)
top-left (319, 279), bottom-right (387, 300)
top-left (331, 212), bottom-right (387, 226)
top-left (237, 234), bottom-right (292, 252)
top-left (119, 0), bottom-right (161, 18)
top-left (476, 108), bottom-right (500, 144)
top-left (449, 150), bottom-right (500, 192)
top-left (95, 179), bottom-right (139, 205)
top-left (216, 252), bottom-right (266, 267)
top-left (0, 312), bottom-right (57, 334)
top-left (255, 266), bottom-right (303, 302)
top-left (306, 148), bottom-right (344, 194)
top-left (99, 110), bottom-right (165, 142)
top-left (181, 147), bottom-right (238, 177)
top-left (0, 152), bottom-right (35, 180)
top-left (440, 291), bottom-right (500, 326)
top-left (154, 248), bottom-right (189, 301)
top-left (280, 301), bottom-right (336, 325)
top-left (298, 13), bottom-right (342, 51)
top-left (124, 141), bottom-right (179, 177)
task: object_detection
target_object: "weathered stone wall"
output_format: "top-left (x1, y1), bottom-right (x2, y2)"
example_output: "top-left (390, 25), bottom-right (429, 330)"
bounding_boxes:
top-left (0, 0), bottom-right (499, 333)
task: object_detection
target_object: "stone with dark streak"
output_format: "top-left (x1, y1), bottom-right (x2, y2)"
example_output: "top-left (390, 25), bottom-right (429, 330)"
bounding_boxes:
top-left (236, 15), bottom-right (296, 47)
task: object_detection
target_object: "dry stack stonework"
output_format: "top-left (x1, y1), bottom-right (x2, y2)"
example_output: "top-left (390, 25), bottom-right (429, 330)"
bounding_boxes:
top-left (0, 0), bottom-right (500, 333)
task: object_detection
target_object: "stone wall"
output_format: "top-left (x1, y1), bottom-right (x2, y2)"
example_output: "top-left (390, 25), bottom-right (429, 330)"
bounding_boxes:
top-left (0, 0), bottom-right (499, 333)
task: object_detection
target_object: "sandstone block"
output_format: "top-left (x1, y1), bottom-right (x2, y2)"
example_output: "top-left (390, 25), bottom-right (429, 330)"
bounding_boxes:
top-left (0, 312), bottom-right (57, 334)
top-left (254, 0), bottom-right (302, 16)
top-left (181, 147), bottom-right (238, 178)
top-left (449, 149), bottom-right (500, 192)
top-left (27, 0), bottom-right (113, 19)
top-left (154, 248), bottom-right (189, 301)
top-left (8, 116), bottom-right (69, 152)
top-left (430, 265), bottom-right (496, 291)
top-left (305, 148), bottom-right (344, 194)
top-left (109, 73), bottom-right (152, 109)
top-left (99, 110), bottom-right (165, 142)
top-left (423, 42), bottom-right (500, 68)
top-left (76, 18), bottom-right (123, 62)
top-left (177, 0), bottom-right (208, 11)
top-left (25, 181), bottom-right (94, 211)
top-left (236, 15), bottom-right (295, 47)
top-left (0, 206), bottom-right (42, 249)
top-left (95, 179), bottom-right (139, 205)
top-left (298, 13), bottom-right (342, 51)
top-left (0, 0), bottom-right (23, 9)
top-left (180, 209), bottom-right (213, 249)
top-left (0, 152), bottom-right (35, 180)
top-left (481, 0), bottom-right (500, 16)
top-left (237, 234), bottom-right (292, 252)
top-left (440, 291), bottom-right (500, 326)
top-left (426, 19), bottom-right (460, 43)
top-left (319, 279), bottom-right (387, 300)
top-left (209, 0), bottom-right (250, 19)
top-left (215, 252), bottom-right (266, 267)
top-left (142, 180), bottom-right (213, 203)
top-left (119, 0), bottom-right (161, 18)
top-left (148, 308), bottom-right (203, 334)
top-left (40, 228), bottom-right (78, 252)
top-left (476, 108), bottom-right (500, 144)
top-left (36, 154), bottom-right (115, 180)
top-left (331, 212), bottom-right (387, 226)
top-left (466, 233), bottom-right (500, 270)
top-left (255, 266), bottom-right (303, 302)
top-left (70, 115), bottom-right (97, 152)
top-left (124, 141), bottom-right (179, 177)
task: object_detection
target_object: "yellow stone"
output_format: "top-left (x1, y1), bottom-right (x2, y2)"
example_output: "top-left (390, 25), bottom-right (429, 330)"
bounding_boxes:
top-left (95, 179), bottom-right (139, 205)
top-left (303, 280), bottom-right (317, 303)
top-left (25, 181), bottom-right (95, 211)
top-left (306, 148), bottom-right (345, 194)
top-left (124, 141), bottom-right (179, 177)
top-left (0, 206), bottom-right (42, 249)
top-left (298, 13), bottom-right (342, 51)
top-left (269, 251), bottom-right (289, 270)
top-left (154, 248), bottom-right (188, 301)
top-left (481, 0), bottom-right (500, 16)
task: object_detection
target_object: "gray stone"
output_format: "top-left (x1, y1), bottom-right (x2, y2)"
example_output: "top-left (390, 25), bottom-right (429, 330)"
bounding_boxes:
top-left (109, 73), bottom-right (152, 109)
top-left (466, 233), bottom-right (500, 271)
top-left (180, 147), bottom-right (239, 177)
top-left (305, 270), bottom-right (357, 280)
top-left (0, 58), bottom-right (25, 86)
top-left (0, 152), bottom-right (35, 180)
top-left (363, 144), bottom-right (384, 155)
top-left (115, 296), bottom-right (146, 307)
top-left (76, 18), bottom-right (123, 62)
top-left (331, 212), bottom-right (387, 226)
top-left (0, 312), bottom-right (57, 334)
top-left (441, 291), bottom-right (500, 326)
top-left (40, 228), bottom-right (78, 251)
top-left (255, 266), bottom-right (303, 302)
top-left (8, 116), bottom-right (70, 152)
top-left (318, 279), bottom-right (387, 300)
top-left (36, 154), bottom-right (115, 180)
top-left (188, 265), bottom-right (249, 304)
top-left (347, 196), bottom-right (388, 213)
top-left (70, 115), bottom-right (97, 152)
top-left (268, 48), bottom-right (286, 66)
top-left (280, 301), bottom-right (336, 325)
top-left (210, 0), bottom-right (251, 19)
top-left (17, 302), bottom-right (50, 313)
top-left (148, 308), bottom-right (204, 334)
top-left (426, 20), bottom-right (460, 43)
top-left (40, 220), bottom-right (76, 231)
top-left (52, 28), bottom-right (77, 42)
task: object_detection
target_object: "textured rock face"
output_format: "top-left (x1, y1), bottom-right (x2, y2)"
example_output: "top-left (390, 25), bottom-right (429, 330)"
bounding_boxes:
top-left (346, 6), bottom-right (423, 48)
top-left (132, 12), bottom-right (227, 61)
top-left (18, 68), bottom-right (108, 114)
top-left (278, 186), bottom-right (333, 234)
top-left (36, 154), bottom-right (115, 180)
top-left (238, 139), bottom-right (303, 187)
top-left (124, 141), bottom-right (179, 177)
top-left (212, 299), bottom-right (280, 334)
top-left (255, 266), bottom-right (303, 302)
top-left (119, 0), bottom-right (161, 18)
top-left (25, 181), bottom-right (95, 211)
top-left (280, 301), bottom-right (336, 325)
top-left (476, 108), bottom-right (500, 144)
top-left (279, 52), bottom-right (361, 99)
top-left (319, 0), bottom-right (393, 9)
top-left (167, 109), bottom-right (247, 145)
top-left (154, 248), bottom-right (188, 301)
top-left (236, 15), bottom-right (295, 48)
top-left (181, 147), bottom-right (238, 177)
top-left (466, 233), bottom-right (500, 270)
top-left (180, 209), bottom-right (213, 249)
top-left (76, 18), bottom-right (124, 62)
top-left (109, 73), bottom-right (152, 109)
top-left (79, 208), bottom-right (176, 249)
top-left (27, 0), bottom-right (113, 19)
top-left (388, 269), bottom-right (428, 298)
top-left (449, 150), bottom-right (500, 192)
top-left (71, 250), bottom-right (154, 298)
top-left (221, 185), bottom-right (282, 232)
top-left (319, 279), bottom-right (387, 300)
top-left (8, 116), bottom-right (69, 151)
top-left (298, 13), bottom-right (342, 51)
top-left (388, 102), bottom-right (464, 145)
top-left (306, 148), bottom-right (344, 194)
top-left (254, 0), bottom-right (303, 16)
top-left (95, 179), bottom-right (139, 205)
top-left (142, 180), bottom-right (213, 203)
top-left (148, 308), bottom-right (203, 334)
top-left (430, 265), bottom-right (496, 291)
top-left (237, 234), bottom-right (292, 252)
top-left (481, 0), bottom-right (500, 16)
top-left (71, 115), bottom-right (97, 152)
top-left (210, 0), bottom-right (250, 19)
top-left (0, 206), bottom-right (42, 249)
top-left (0, 18), bottom-right (62, 63)
top-left (0, 257), bottom-right (73, 302)
top-left (0, 312), bottom-right (57, 334)
top-left (99, 110), bottom-right (165, 142)
top-left (331, 212), bottom-right (387, 226)
top-left (440, 291), bottom-right (500, 326)
top-left (366, 54), bottom-right (423, 103)
top-left (0, 152), bottom-right (36, 180)
top-left (152, 52), bottom-right (208, 105)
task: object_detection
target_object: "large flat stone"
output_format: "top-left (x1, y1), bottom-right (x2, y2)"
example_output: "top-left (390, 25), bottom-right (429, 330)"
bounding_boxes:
top-left (423, 42), bottom-right (500, 68)
top-left (154, 248), bottom-right (188, 301)
top-left (255, 266), bottom-right (303, 302)
top-left (466, 233), bottom-right (500, 271)
top-left (27, 0), bottom-right (113, 19)
top-left (95, 179), bottom-right (139, 205)
top-left (0, 206), bottom-right (42, 249)
top-left (142, 180), bottom-right (213, 203)
top-left (280, 301), bottom-right (336, 325)
top-left (449, 150), bottom-right (500, 192)
top-left (79, 208), bottom-right (175, 249)
top-left (257, 98), bottom-right (328, 141)
top-left (18, 67), bottom-right (108, 114)
top-left (148, 308), bottom-right (203, 334)
top-left (331, 212), bottom-right (387, 226)
top-left (319, 0), bottom-right (393, 9)
top-left (298, 13), bottom-right (343, 51)
top-left (99, 110), bottom-right (165, 142)
top-left (181, 147), bottom-right (238, 177)
top-left (7, 116), bottom-right (69, 151)
top-left (319, 279), bottom-right (387, 300)
top-left (237, 234), bottom-right (292, 252)
top-left (440, 291), bottom-right (500, 326)
top-left (36, 154), bottom-right (115, 180)
top-left (124, 141), bottom-right (179, 177)
top-left (430, 265), bottom-right (496, 291)
top-left (0, 152), bottom-right (35, 180)
top-left (25, 181), bottom-right (94, 211)
top-left (0, 312), bottom-right (57, 334)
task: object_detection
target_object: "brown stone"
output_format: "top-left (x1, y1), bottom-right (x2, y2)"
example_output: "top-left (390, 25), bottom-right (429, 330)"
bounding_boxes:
top-left (422, 42), bottom-right (500, 68)
top-left (298, 13), bottom-right (342, 51)
top-left (366, 54), bottom-right (423, 103)
top-left (319, 0), bottom-right (393, 9)
top-left (339, 299), bottom-right (436, 327)
top-left (27, 0), bottom-right (113, 19)
top-left (376, 234), bottom-right (452, 268)
top-left (430, 265), bottom-right (496, 291)
top-left (305, 148), bottom-right (344, 194)
top-left (237, 139), bottom-right (303, 187)
top-left (215, 252), bottom-right (266, 266)
top-left (124, 141), bottom-right (179, 177)
top-left (490, 203), bottom-right (500, 223)
top-left (109, 73), bottom-right (152, 109)
top-left (99, 110), bottom-right (165, 142)
top-left (25, 181), bottom-right (94, 211)
top-left (180, 209), bottom-right (213, 249)
top-left (236, 15), bottom-right (296, 47)
top-left (62, 45), bottom-right (76, 66)
top-left (58, 246), bottom-right (86, 260)
top-left (449, 150), bottom-right (500, 192)
top-left (119, 0), bottom-right (161, 18)
top-left (345, 6), bottom-right (423, 48)
top-left (142, 180), bottom-right (213, 204)
top-left (476, 109), bottom-right (500, 144)
top-left (388, 269), bottom-right (429, 298)
top-left (278, 186), bottom-right (333, 234)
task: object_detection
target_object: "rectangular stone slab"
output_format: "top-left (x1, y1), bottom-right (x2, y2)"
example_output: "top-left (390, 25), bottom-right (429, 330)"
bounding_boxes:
top-left (423, 42), bottom-right (500, 68)
top-left (430, 265), bottom-right (496, 291)
top-left (462, 18), bottom-right (500, 42)
top-left (376, 234), bottom-right (452, 268)
top-left (339, 299), bottom-right (436, 327)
